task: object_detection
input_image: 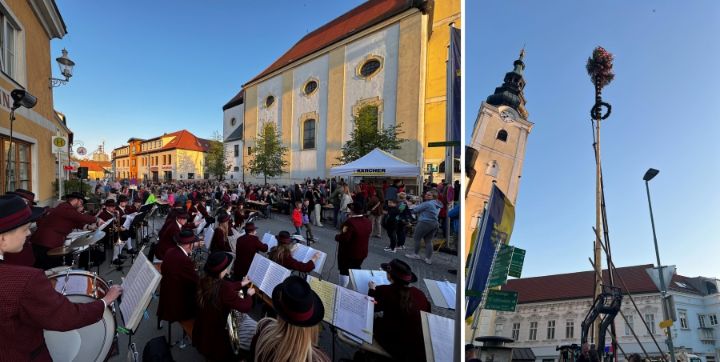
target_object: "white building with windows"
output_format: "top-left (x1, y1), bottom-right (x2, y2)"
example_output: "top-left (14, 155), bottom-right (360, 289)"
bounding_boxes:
top-left (491, 265), bottom-right (720, 362)
top-left (221, 0), bottom-right (460, 185)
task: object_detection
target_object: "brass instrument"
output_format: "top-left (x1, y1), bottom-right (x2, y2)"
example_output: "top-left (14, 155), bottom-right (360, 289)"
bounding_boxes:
top-left (227, 310), bottom-right (244, 355)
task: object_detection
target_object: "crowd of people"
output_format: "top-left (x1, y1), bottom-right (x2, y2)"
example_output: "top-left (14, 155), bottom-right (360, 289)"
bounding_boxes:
top-left (0, 175), bottom-right (459, 361)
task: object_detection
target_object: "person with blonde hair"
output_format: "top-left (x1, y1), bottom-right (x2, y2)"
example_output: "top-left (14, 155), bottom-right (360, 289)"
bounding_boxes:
top-left (251, 275), bottom-right (329, 362)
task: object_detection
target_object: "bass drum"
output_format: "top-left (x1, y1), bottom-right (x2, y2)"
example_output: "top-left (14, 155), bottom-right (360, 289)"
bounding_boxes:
top-left (44, 270), bottom-right (116, 362)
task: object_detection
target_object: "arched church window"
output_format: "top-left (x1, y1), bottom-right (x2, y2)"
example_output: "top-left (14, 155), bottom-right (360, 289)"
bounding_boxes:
top-left (497, 129), bottom-right (508, 142)
top-left (265, 95), bottom-right (275, 108)
top-left (303, 119), bottom-right (316, 150)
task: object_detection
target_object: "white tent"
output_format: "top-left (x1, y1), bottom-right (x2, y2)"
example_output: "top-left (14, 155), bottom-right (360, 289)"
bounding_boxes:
top-left (330, 148), bottom-right (420, 177)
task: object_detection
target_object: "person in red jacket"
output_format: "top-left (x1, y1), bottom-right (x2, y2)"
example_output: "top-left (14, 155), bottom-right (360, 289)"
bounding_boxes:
top-left (3, 189), bottom-right (44, 267)
top-left (368, 259), bottom-right (431, 362)
top-left (291, 201), bottom-right (303, 235)
top-left (268, 231), bottom-right (320, 273)
top-left (209, 213), bottom-right (232, 253)
top-left (193, 251), bottom-right (256, 361)
top-left (334, 203), bottom-right (371, 287)
top-left (30, 192), bottom-right (99, 269)
top-left (157, 229), bottom-right (199, 326)
top-left (233, 222), bottom-right (268, 279)
top-left (0, 195), bottom-right (122, 361)
top-left (156, 210), bottom-right (188, 260)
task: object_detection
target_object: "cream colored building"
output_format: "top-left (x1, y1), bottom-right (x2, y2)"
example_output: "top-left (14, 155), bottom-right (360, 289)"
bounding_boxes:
top-left (466, 51), bottom-right (534, 341)
top-left (222, 0), bottom-right (460, 186)
top-left (112, 130), bottom-right (210, 182)
top-left (0, 0), bottom-right (73, 205)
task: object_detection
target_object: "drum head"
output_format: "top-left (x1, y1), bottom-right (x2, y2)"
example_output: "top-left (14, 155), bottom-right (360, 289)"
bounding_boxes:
top-left (44, 295), bottom-right (115, 362)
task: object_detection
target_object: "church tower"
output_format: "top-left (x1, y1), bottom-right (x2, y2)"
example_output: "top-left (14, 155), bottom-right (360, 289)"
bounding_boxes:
top-left (465, 50), bottom-right (534, 340)
top-left (465, 50), bottom-right (533, 243)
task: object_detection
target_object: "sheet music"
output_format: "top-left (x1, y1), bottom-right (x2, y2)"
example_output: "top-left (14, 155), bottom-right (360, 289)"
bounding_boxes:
top-left (194, 220), bottom-right (206, 236)
top-left (203, 228), bottom-right (214, 250)
top-left (122, 212), bottom-right (141, 229)
top-left (437, 281), bottom-right (456, 310)
top-left (350, 269), bottom-right (390, 295)
top-left (334, 286), bottom-right (374, 344)
top-left (261, 233), bottom-right (277, 249)
top-left (98, 218), bottom-right (114, 231)
top-left (120, 253), bottom-right (162, 332)
top-left (292, 244), bottom-right (327, 274)
top-left (247, 254), bottom-right (291, 296)
top-left (421, 311), bottom-right (454, 362)
top-left (193, 213), bottom-right (203, 225)
top-left (306, 276), bottom-right (337, 324)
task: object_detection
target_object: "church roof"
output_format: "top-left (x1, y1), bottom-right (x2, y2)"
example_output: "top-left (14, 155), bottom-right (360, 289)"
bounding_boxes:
top-left (223, 89), bottom-right (244, 111)
top-left (502, 264), bottom-right (703, 304)
top-left (240, 0), bottom-right (423, 88)
top-left (225, 125), bottom-right (243, 143)
top-left (486, 50), bottom-right (529, 118)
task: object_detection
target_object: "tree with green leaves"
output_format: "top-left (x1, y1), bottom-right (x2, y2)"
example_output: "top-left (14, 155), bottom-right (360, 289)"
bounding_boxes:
top-left (338, 105), bottom-right (406, 163)
top-left (205, 131), bottom-right (232, 180)
top-left (247, 122), bottom-right (289, 185)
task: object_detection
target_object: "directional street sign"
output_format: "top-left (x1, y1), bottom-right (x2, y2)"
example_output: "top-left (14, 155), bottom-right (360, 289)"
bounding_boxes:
top-left (509, 247), bottom-right (526, 278)
top-left (488, 245), bottom-right (513, 287)
top-left (485, 290), bottom-right (519, 312)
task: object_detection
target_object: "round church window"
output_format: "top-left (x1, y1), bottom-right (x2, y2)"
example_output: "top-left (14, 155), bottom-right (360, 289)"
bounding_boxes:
top-left (304, 80), bottom-right (318, 95)
top-left (359, 58), bottom-right (382, 78)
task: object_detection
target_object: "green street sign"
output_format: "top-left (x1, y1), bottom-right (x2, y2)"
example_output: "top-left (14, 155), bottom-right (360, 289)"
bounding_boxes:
top-left (508, 247), bottom-right (526, 278)
top-left (427, 141), bottom-right (460, 147)
top-left (485, 290), bottom-right (518, 312)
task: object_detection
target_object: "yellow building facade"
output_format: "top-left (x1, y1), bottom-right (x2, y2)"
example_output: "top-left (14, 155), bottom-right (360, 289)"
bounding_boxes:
top-left (112, 130), bottom-right (209, 182)
top-left (223, 0), bottom-right (459, 186)
top-left (0, 0), bottom-right (72, 205)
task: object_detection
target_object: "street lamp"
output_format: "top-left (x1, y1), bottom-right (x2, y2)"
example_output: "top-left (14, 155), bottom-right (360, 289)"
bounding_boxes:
top-left (50, 49), bottom-right (76, 88)
top-left (643, 168), bottom-right (676, 362)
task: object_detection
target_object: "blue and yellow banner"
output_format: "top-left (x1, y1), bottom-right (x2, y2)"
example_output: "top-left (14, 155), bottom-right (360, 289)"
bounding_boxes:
top-left (465, 184), bottom-right (515, 319)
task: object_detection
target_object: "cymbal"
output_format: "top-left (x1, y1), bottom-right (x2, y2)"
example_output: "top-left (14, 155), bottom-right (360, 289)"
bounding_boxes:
top-left (47, 245), bottom-right (82, 256)
top-left (69, 230), bottom-right (106, 248)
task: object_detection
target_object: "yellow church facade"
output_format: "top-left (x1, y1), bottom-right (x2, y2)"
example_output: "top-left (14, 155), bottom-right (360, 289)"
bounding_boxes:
top-left (223, 0), bottom-right (460, 187)
top-left (0, 0), bottom-right (73, 205)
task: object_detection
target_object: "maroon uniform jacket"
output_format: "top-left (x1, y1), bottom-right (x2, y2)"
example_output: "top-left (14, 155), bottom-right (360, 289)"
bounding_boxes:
top-left (335, 215), bottom-right (372, 263)
top-left (269, 249), bottom-right (315, 273)
top-left (209, 228), bottom-right (231, 253)
top-left (233, 208), bottom-right (246, 227)
top-left (157, 246), bottom-right (198, 322)
top-left (3, 240), bottom-right (35, 267)
top-left (156, 221), bottom-right (182, 260)
top-left (96, 209), bottom-right (115, 222)
top-left (192, 280), bottom-right (253, 361)
top-left (368, 284), bottom-right (431, 362)
top-left (233, 234), bottom-right (268, 278)
top-left (29, 202), bottom-right (96, 249)
top-left (0, 261), bottom-right (105, 361)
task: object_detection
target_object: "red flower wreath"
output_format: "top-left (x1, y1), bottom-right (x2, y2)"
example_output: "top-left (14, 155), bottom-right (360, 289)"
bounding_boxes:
top-left (586, 46), bottom-right (615, 89)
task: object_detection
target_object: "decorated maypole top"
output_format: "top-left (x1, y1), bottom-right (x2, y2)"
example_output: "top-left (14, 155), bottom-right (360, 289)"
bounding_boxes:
top-left (586, 46), bottom-right (615, 120)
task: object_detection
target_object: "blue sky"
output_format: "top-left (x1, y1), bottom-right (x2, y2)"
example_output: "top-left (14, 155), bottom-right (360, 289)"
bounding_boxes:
top-left (51, 0), bottom-right (365, 153)
top-left (466, 1), bottom-right (720, 278)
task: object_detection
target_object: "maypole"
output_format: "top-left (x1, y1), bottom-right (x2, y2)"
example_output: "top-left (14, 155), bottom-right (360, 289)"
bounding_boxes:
top-left (586, 46), bottom-right (615, 351)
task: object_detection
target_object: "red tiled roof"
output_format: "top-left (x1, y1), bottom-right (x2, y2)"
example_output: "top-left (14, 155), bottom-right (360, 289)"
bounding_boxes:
top-left (502, 264), bottom-right (701, 304)
top-left (78, 160), bottom-right (111, 172)
top-left (242, 0), bottom-right (422, 88)
top-left (161, 130), bottom-right (210, 152)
